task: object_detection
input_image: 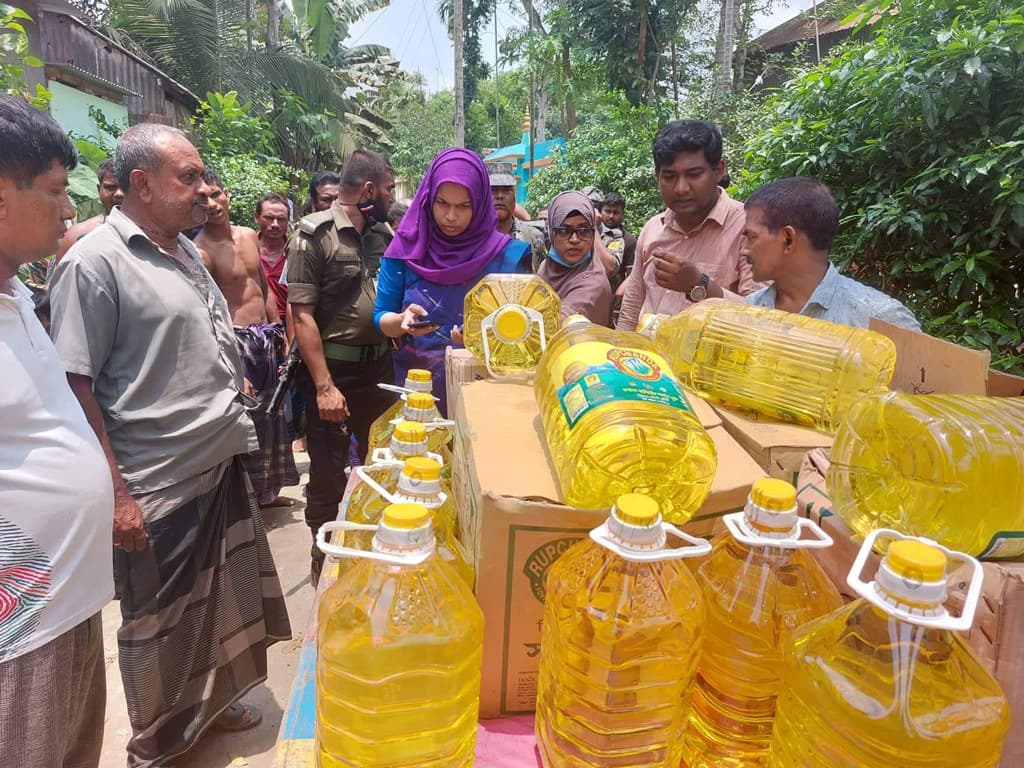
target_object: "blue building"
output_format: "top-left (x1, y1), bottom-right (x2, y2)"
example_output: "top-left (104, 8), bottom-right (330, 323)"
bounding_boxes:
top-left (483, 119), bottom-right (566, 206)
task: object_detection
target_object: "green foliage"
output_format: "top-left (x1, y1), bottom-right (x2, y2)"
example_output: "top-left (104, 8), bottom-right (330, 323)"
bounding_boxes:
top-left (207, 152), bottom-right (296, 225)
top-left (375, 76), bottom-right (455, 186)
top-left (192, 92), bottom-right (297, 224)
top-left (740, 0), bottom-right (1024, 371)
top-left (525, 93), bottom-right (671, 229)
top-left (0, 7), bottom-right (50, 108)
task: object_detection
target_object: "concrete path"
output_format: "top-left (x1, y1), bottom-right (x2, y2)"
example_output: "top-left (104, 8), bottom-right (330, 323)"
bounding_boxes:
top-left (98, 453), bottom-right (317, 768)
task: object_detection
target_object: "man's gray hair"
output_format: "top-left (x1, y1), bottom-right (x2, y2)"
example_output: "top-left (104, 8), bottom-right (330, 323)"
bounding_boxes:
top-left (115, 123), bottom-right (188, 192)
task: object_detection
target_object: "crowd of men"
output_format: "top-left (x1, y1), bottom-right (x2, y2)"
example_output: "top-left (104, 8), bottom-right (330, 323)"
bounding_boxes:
top-left (1, 91), bottom-right (921, 768)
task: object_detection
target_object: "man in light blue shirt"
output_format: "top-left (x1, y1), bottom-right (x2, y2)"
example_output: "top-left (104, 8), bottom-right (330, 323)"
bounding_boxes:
top-left (741, 177), bottom-right (920, 330)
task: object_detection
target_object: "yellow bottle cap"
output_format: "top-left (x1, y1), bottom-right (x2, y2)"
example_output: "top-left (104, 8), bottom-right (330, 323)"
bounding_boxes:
top-left (494, 305), bottom-right (529, 342)
top-left (406, 369), bottom-right (432, 383)
top-left (382, 503), bottom-right (430, 530)
top-left (887, 539), bottom-right (947, 583)
top-left (402, 456), bottom-right (441, 482)
top-left (393, 420), bottom-right (428, 444)
top-left (407, 392), bottom-right (435, 410)
top-left (750, 478), bottom-right (797, 513)
top-left (613, 493), bottom-right (660, 526)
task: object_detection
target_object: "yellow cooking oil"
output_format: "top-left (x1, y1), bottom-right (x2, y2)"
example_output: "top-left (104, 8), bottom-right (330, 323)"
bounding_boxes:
top-left (368, 390), bottom-right (453, 470)
top-left (534, 315), bottom-right (716, 522)
top-left (681, 479), bottom-right (842, 768)
top-left (828, 392), bottom-right (1024, 558)
top-left (316, 502), bottom-right (483, 768)
top-left (463, 273), bottom-right (561, 378)
top-left (349, 455), bottom-right (472, 586)
top-left (535, 494), bottom-right (709, 768)
top-left (368, 368), bottom-right (434, 440)
top-left (767, 534), bottom-right (1010, 768)
top-left (638, 299), bottom-right (896, 432)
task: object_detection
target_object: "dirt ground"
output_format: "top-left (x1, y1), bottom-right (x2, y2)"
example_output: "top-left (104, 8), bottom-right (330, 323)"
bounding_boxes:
top-left (98, 453), bottom-right (316, 768)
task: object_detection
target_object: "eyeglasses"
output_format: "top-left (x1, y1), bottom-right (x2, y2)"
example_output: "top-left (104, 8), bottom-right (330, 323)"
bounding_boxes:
top-left (553, 225), bottom-right (595, 241)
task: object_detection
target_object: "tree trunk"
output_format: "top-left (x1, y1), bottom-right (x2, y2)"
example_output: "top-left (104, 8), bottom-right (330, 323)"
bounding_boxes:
top-left (245, 0), bottom-right (254, 52)
top-left (454, 0), bottom-right (466, 146)
top-left (715, 0), bottom-right (737, 95)
top-left (560, 38), bottom-right (577, 136)
top-left (267, 0), bottom-right (280, 51)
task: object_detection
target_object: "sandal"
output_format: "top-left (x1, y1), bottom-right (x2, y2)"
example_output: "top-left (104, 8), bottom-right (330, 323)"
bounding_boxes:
top-left (212, 702), bottom-right (263, 732)
top-left (259, 495), bottom-right (295, 509)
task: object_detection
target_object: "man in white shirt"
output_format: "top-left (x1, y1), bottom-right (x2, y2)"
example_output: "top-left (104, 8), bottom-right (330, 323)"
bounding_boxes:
top-left (0, 94), bottom-right (115, 768)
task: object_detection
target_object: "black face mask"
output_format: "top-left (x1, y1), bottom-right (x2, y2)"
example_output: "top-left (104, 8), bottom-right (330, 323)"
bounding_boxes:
top-left (356, 184), bottom-right (389, 228)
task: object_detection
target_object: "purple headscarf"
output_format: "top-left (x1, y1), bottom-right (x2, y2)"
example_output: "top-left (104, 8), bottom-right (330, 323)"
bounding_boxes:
top-left (384, 147), bottom-right (513, 286)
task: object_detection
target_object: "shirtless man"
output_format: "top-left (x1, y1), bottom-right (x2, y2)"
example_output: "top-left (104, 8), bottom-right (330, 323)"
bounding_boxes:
top-left (55, 158), bottom-right (124, 261)
top-left (255, 192), bottom-right (291, 323)
top-left (195, 170), bottom-right (298, 507)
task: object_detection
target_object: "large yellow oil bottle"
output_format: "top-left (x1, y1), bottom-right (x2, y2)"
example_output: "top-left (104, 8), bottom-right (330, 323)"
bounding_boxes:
top-left (535, 493), bottom-right (710, 767)
top-left (368, 368), bottom-right (434, 440)
top-left (829, 392), bottom-right (1024, 558)
top-left (681, 478), bottom-right (842, 768)
top-left (638, 299), bottom-right (896, 432)
top-left (767, 530), bottom-right (1009, 768)
top-left (534, 315), bottom-right (716, 522)
top-left (463, 273), bottom-right (561, 378)
top-left (315, 503), bottom-right (483, 768)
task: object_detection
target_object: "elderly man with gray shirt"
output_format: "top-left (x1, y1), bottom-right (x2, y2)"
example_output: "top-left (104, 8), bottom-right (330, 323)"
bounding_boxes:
top-left (49, 123), bottom-right (291, 768)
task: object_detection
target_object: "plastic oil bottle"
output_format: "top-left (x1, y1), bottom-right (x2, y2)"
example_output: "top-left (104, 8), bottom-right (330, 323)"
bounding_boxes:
top-left (535, 493), bottom-right (710, 768)
top-left (315, 503), bottom-right (484, 768)
top-left (463, 273), bottom-right (562, 378)
top-left (354, 455), bottom-right (473, 586)
top-left (638, 299), bottom-right (897, 432)
top-left (768, 529), bottom-right (1009, 767)
top-left (368, 390), bottom-right (454, 470)
top-left (828, 392), bottom-right (1024, 558)
top-left (681, 478), bottom-right (842, 768)
top-left (534, 315), bottom-right (716, 522)
top-left (368, 368), bottom-right (434, 442)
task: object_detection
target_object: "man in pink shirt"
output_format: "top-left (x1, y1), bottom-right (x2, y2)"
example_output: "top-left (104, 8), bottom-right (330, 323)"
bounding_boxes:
top-left (616, 120), bottom-right (761, 330)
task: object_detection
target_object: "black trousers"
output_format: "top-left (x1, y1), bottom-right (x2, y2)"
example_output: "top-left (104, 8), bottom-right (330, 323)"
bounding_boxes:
top-left (298, 353), bottom-right (397, 579)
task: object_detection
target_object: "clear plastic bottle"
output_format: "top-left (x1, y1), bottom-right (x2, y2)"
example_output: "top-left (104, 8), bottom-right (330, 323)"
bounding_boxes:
top-left (535, 493), bottom-right (710, 768)
top-left (354, 455), bottom-right (473, 586)
top-left (681, 478), bottom-right (842, 768)
top-left (368, 390), bottom-right (454, 470)
top-left (463, 273), bottom-right (562, 378)
top-left (829, 392), bottom-right (1024, 558)
top-left (368, 368), bottom-right (434, 442)
top-left (534, 315), bottom-right (717, 522)
top-left (768, 530), bottom-right (1009, 768)
top-left (638, 299), bottom-right (897, 432)
top-left (315, 503), bottom-right (484, 768)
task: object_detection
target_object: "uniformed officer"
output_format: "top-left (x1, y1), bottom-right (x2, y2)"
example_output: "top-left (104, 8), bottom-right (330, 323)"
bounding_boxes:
top-left (488, 162), bottom-right (546, 271)
top-left (285, 149), bottom-right (398, 584)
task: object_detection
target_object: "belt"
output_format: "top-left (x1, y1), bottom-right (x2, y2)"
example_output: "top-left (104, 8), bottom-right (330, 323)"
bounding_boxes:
top-left (322, 340), bottom-right (390, 362)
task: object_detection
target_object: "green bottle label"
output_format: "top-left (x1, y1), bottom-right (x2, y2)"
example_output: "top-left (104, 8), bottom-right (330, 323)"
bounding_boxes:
top-left (556, 346), bottom-right (691, 429)
top-left (977, 531), bottom-right (1024, 560)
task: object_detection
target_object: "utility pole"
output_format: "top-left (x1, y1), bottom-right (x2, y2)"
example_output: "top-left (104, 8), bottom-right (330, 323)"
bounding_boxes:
top-left (454, 0), bottom-right (466, 146)
top-left (494, 10), bottom-right (500, 147)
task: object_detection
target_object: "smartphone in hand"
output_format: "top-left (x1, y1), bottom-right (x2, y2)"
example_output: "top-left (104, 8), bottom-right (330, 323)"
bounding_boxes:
top-left (408, 319), bottom-right (438, 329)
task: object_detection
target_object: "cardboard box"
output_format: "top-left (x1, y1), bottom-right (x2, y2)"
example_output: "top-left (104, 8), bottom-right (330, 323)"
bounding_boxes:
top-left (869, 318), bottom-right (1024, 397)
top-left (453, 380), bottom-right (765, 718)
top-left (797, 448), bottom-right (1024, 767)
top-left (445, 347), bottom-right (490, 417)
top-left (715, 406), bottom-right (833, 485)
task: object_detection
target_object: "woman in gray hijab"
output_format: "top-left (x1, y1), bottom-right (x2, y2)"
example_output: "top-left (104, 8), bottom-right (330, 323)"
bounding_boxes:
top-left (538, 191), bottom-right (613, 326)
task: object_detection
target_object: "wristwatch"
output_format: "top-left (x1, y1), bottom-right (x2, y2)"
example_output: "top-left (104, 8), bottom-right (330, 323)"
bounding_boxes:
top-left (687, 273), bottom-right (710, 302)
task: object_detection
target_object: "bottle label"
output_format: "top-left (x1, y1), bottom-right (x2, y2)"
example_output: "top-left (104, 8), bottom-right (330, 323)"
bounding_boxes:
top-left (977, 531), bottom-right (1024, 559)
top-left (555, 341), bottom-right (690, 429)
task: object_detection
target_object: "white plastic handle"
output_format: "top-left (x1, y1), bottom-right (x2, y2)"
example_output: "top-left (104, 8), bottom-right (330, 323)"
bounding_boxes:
top-left (369, 448), bottom-right (445, 467)
top-left (590, 522), bottom-right (712, 562)
top-left (723, 512), bottom-right (834, 550)
top-left (377, 383), bottom-right (440, 401)
top-left (479, 306), bottom-right (547, 379)
top-left (846, 528), bottom-right (984, 632)
top-left (354, 465), bottom-right (398, 504)
top-left (316, 520), bottom-right (433, 565)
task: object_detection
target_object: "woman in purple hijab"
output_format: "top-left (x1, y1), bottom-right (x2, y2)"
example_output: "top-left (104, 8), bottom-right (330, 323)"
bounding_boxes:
top-left (374, 148), bottom-right (531, 415)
